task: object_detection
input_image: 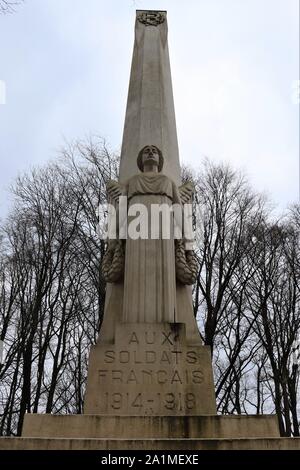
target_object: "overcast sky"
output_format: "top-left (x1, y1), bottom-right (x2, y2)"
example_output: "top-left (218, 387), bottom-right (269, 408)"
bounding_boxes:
top-left (0, 0), bottom-right (299, 217)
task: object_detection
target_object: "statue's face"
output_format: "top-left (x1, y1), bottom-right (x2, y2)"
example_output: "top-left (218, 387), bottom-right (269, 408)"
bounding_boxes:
top-left (141, 146), bottom-right (159, 169)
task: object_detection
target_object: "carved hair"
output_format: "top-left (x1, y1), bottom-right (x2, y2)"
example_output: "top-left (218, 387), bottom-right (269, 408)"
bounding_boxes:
top-left (137, 145), bottom-right (164, 173)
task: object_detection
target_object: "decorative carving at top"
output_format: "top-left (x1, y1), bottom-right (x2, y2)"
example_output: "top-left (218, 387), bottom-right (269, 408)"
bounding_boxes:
top-left (137, 11), bottom-right (165, 27)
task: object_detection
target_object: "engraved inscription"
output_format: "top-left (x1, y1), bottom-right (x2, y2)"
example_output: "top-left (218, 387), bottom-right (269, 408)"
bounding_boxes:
top-left (95, 325), bottom-right (209, 415)
top-left (137, 11), bottom-right (165, 27)
top-left (98, 369), bottom-right (204, 385)
top-left (103, 349), bottom-right (201, 364)
top-left (102, 391), bottom-right (197, 414)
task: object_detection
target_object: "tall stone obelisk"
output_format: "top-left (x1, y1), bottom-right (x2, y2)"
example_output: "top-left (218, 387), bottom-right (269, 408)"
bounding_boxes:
top-left (83, 10), bottom-right (217, 415)
top-left (100, 10), bottom-right (200, 346)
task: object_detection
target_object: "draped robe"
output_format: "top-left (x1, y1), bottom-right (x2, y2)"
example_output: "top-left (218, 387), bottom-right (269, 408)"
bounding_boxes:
top-left (122, 172), bottom-right (181, 323)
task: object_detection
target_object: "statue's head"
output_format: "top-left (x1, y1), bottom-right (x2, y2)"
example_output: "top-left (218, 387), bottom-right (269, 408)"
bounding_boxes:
top-left (137, 145), bottom-right (164, 172)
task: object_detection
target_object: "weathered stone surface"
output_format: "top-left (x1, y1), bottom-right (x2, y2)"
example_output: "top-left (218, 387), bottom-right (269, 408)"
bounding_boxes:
top-left (99, 10), bottom-right (199, 346)
top-left (119, 10), bottom-right (181, 186)
top-left (22, 414), bottom-right (279, 439)
top-left (84, 323), bottom-right (216, 415)
top-left (1, 437), bottom-right (300, 450)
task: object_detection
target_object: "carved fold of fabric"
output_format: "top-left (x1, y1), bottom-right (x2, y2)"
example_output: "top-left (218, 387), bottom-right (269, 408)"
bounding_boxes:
top-left (123, 193), bottom-right (176, 323)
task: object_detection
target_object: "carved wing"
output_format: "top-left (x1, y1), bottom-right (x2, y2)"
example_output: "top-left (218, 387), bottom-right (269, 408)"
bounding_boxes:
top-left (106, 180), bottom-right (124, 203)
top-left (178, 181), bottom-right (195, 204)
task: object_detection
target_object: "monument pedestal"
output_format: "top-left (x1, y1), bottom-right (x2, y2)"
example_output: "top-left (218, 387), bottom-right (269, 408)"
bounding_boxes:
top-left (21, 414), bottom-right (280, 440)
top-left (15, 321), bottom-right (290, 450)
top-left (1, 322), bottom-right (300, 449)
top-left (84, 323), bottom-right (216, 416)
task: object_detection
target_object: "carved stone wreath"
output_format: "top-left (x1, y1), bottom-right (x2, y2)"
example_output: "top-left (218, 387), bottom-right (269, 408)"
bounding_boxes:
top-left (137, 11), bottom-right (165, 27)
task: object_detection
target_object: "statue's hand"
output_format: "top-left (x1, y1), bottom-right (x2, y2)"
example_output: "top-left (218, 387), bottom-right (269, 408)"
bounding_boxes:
top-left (179, 181), bottom-right (195, 204)
top-left (106, 180), bottom-right (124, 203)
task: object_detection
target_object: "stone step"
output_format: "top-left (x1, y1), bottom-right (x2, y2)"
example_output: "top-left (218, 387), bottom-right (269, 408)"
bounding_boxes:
top-left (1, 436), bottom-right (300, 450)
top-left (22, 414), bottom-right (279, 439)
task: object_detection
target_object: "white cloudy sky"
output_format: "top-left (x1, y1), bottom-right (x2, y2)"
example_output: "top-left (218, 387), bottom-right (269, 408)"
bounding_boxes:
top-left (0, 0), bottom-right (299, 216)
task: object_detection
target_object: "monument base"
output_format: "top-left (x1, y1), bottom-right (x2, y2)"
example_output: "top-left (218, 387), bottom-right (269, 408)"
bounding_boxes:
top-left (21, 414), bottom-right (279, 439)
top-left (4, 322), bottom-right (298, 450)
top-left (1, 436), bottom-right (300, 450)
top-left (84, 322), bottom-right (216, 416)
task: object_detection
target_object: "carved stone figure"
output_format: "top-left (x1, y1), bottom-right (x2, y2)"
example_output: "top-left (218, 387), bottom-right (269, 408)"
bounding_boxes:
top-left (102, 145), bottom-right (198, 323)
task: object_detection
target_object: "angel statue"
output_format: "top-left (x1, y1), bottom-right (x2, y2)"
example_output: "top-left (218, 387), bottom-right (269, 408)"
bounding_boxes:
top-left (102, 145), bottom-right (198, 324)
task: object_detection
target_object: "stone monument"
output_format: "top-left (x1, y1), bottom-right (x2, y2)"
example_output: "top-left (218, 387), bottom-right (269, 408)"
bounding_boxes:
top-left (83, 9), bottom-right (216, 417)
top-left (2, 10), bottom-right (300, 450)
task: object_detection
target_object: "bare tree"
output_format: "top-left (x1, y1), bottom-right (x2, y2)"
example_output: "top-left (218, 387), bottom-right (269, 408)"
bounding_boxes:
top-left (0, 137), bottom-right (119, 435)
top-left (0, 0), bottom-right (23, 14)
top-left (191, 162), bottom-right (300, 433)
top-left (194, 159), bottom-right (266, 352)
top-left (237, 220), bottom-right (300, 435)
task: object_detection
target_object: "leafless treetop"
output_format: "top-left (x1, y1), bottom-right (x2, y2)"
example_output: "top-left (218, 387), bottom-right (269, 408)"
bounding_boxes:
top-left (0, 0), bottom-right (23, 15)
